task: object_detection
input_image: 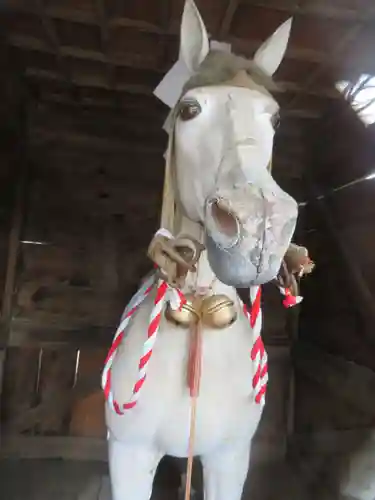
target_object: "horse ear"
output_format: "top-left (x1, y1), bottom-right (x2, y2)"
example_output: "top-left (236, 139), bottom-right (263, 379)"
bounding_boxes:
top-left (253, 18), bottom-right (292, 76)
top-left (179, 0), bottom-right (209, 72)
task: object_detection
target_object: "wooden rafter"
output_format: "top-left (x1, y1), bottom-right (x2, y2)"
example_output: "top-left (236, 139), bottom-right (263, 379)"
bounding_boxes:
top-left (220, 0), bottom-right (240, 37)
top-left (0, 173), bottom-right (27, 329)
top-left (8, 34), bottom-right (167, 71)
top-left (9, 2), bottom-right (375, 28)
top-left (239, 0), bottom-right (374, 22)
top-left (32, 0), bottom-right (71, 84)
top-left (286, 2), bottom-right (375, 110)
top-left (30, 127), bottom-right (165, 154)
top-left (94, 0), bottom-right (114, 88)
top-left (13, 53), bottom-right (341, 104)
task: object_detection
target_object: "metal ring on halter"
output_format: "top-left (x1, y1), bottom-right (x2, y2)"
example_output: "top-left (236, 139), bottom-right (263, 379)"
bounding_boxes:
top-left (173, 235), bottom-right (205, 266)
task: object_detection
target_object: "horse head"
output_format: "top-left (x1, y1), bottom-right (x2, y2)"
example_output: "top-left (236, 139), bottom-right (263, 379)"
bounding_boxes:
top-left (157, 0), bottom-right (298, 289)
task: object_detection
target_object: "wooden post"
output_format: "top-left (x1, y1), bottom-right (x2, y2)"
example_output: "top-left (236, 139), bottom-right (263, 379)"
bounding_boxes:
top-left (0, 159), bottom-right (28, 440)
top-left (0, 162), bottom-right (28, 325)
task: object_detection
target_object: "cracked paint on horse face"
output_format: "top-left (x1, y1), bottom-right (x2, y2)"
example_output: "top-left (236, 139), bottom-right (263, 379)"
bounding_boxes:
top-left (173, 84), bottom-right (298, 286)
top-left (154, 0), bottom-right (297, 287)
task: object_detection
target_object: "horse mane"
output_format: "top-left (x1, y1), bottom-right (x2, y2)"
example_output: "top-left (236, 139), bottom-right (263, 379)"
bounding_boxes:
top-left (182, 50), bottom-right (279, 96)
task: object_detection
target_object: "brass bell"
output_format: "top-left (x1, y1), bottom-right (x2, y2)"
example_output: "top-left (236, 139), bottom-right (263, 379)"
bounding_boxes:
top-left (165, 293), bottom-right (200, 327)
top-left (200, 294), bottom-right (237, 329)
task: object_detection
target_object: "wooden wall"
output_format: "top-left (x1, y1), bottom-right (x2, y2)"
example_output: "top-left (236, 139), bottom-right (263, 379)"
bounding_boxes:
top-left (0, 40), bottom-right (24, 317)
top-left (0, 102), bottom-right (295, 460)
top-left (294, 99), bottom-right (375, 439)
top-left (1, 141), bottom-right (164, 443)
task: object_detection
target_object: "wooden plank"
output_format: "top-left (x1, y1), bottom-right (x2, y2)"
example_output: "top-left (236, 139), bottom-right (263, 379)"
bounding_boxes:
top-left (3, 373), bottom-right (99, 433)
top-left (220, 0), bottom-right (239, 37)
top-left (8, 319), bottom-right (115, 348)
top-left (1, 347), bottom-right (40, 432)
top-left (69, 348), bottom-right (107, 438)
top-left (30, 126), bottom-right (165, 154)
top-left (35, 349), bottom-right (77, 434)
top-left (13, 287), bottom-right (125, 326)
top-left (7, 319), bottom-right (291, 350)
top-left (0, 159), bottom-right (28, 339)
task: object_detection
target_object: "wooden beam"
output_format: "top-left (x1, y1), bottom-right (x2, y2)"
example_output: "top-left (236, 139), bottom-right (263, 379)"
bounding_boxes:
top-left (6, 35), bottom-right (345, 103)
top-left (8, 319), bottom-right (115, 349)
top-left (8, 320), bottom-right (290, 352)
top-left (20, 63), bottom-right (342, 105)
top-left (35, 86), bottom-right (166, 117)
top-left (30, 105), bottom-right (166, 142)
top-left (237, 0), bottom-right (375, 22)
top-left (94, 0), bottom-right (114, 88)
top-left (10, 3), bottom-right (375, 30)
top-left (37, 89), bottom-right (321, 120)
top-left (220, 0), bottom-right (240, 37)
top-left (24, 67), bottom-right (153, 95)
top-left (160, 0), bottom-right (171, 32)
top-left (285, 5), bottom-right (374, 110)
top-left (95, 0), bottom-right (110, 52)
top-left (33, 0), bottom-right (71, 83)
top-left (29, 127), bottom-right (164, 153)
top-left (6, 31), bottom-right (342, 69)
top-left (3, 377), bottom-right (100, 433)
top-left (0, 127), bottom-right (28, 445)
top-left (0, 163), bottom-right (28, 336)
top-left (8, 35), bottom-right (167, 72)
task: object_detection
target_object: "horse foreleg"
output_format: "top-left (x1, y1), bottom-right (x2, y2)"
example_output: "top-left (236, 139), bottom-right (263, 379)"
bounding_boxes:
top-left (201, 443), bottom-right (251, 500)
top-left (108, 436), bottom-right (163, 500)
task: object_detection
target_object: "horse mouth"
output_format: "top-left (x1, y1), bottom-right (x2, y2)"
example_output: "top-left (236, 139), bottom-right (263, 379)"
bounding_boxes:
top-left (205, 198), bottom-right (240, 248)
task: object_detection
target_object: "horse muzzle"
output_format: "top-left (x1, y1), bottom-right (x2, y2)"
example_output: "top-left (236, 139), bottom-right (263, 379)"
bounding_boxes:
top-left (203, 184), bottom-right (298, 287)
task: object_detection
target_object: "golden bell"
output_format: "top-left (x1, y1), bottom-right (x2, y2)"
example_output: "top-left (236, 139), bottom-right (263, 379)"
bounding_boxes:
top-left (200, 294), bottom-right (237, 329)
top-left (165, 293), bottom-right (200, 327)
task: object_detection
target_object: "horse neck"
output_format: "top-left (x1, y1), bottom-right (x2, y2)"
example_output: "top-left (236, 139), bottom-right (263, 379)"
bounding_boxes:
top-left (176, 215), bottom-right (237, 299)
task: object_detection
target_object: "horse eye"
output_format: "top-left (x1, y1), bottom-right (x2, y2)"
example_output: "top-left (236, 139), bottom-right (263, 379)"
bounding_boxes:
top-left (178, 99), bottom-right (202, 121)
top-left (271, 112), bottom-right (280, 129)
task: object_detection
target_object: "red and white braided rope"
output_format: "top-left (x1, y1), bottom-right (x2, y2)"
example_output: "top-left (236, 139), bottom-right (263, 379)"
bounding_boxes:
top-left (102, 276), bottom-right (185, 414)
top-left (103, 278), bottom-right (301, 413)
top-left (241, 287), bottom-right (268, 405)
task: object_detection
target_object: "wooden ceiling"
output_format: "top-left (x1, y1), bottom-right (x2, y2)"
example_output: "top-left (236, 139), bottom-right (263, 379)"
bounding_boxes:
top-left (3, 0), bottom-right (375, 201)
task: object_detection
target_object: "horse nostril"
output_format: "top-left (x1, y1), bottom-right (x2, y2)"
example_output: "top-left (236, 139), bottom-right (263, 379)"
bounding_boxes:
top-left (210, 200), bottom-right (239, 239)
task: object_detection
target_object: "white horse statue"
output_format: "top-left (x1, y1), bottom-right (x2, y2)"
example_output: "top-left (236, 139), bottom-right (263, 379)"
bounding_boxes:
top-left (103, 2), bottom-right (299, 499)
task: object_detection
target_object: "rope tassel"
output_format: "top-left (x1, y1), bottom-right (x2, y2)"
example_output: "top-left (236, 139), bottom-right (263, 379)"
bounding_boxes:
top-left (278, 286), bottom-right (303, 308)
top-left (185, 320), bottom-right (202, 500)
